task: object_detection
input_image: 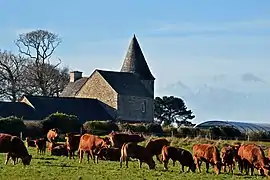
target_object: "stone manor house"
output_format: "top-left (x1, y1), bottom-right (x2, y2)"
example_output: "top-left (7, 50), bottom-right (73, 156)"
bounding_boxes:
top-left (0, 35), bottom-right (156, 124)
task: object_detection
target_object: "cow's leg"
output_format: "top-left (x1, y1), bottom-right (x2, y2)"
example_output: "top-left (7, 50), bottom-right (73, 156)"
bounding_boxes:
top-left (119, 155), bottom-right (124, 168)
top-left (89, 150), bottom-right (95, 163)
top-left (79, 150), bottom-right (83, 163)
top-left (250, 165), bottom-right (254, 176)
top-left (87, 152), bottom-right (90, 163)
top-left (223, 163), bottom-right (227, 173)
top-left (138, 159), bottom-right (142, 169)
top-left (125, 157), bottom-right (129, 168)
top-left (172, 160), bottom-right (176, 166)
top-left (181, 165), bottom-right (185, 172)
top-left (156, 154), bottom-right (162, 163)
top-left (194, 157), bottom-right (201, 173)
top-left (163, 159), bottom-right (169, 170)
top-left (5, 153), bottom-right (11, 165)
top-left (205, 162), bottom-right (209, 173)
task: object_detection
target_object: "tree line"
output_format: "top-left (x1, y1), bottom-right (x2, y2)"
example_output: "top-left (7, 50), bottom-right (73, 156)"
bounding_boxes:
top-left (0, 29), bottom-right (69, 102)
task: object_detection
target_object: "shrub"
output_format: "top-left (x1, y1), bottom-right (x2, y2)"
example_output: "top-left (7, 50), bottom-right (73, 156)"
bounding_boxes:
top-left (246, 131), bottom-right (270, 141)
top-left (145, 123), bottom-right (164, 136)
top-left (209, 127), bottom-right (223, 139)
top-left (176, 127), bottom-right (200, 138)
top-left (24, 121), bottom-right (44, 138)
top-left (83, 121), bottom-right (119, 135)
top-left (219, 126), bottom-right (243, 138)
top-left (41, 112), bottom-right (81, 134)
top-left (117, 123), bottom-right (147, 133)
top-left (0, 116), bottom-right (26, 136)
top-left (162, 126), bottom-right (177, 137)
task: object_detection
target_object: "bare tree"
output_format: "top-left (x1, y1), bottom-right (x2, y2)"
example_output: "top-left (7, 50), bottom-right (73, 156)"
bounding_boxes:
top-left (0, 50), bottom-right (27, 102)
top-left (15, 29), bottom-right (68, 96)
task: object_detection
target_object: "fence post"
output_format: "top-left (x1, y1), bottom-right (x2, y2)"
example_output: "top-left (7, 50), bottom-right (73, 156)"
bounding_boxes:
top-left (80, 127), bottom-right (83, 135)
top-left (20, 132), bottom-right (23, 140)
top-left (171, 130), bottom-right (174, 137)
top-left (247, 135), bottom-right (250, 142)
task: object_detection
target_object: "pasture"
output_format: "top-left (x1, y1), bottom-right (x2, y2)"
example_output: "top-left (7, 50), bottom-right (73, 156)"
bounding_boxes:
top-left (0, 137), bottom-right (269, 180)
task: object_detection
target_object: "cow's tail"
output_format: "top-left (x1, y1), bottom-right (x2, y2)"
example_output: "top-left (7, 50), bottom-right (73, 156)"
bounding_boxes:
top-left (161, 145), bottom-right (167, 162)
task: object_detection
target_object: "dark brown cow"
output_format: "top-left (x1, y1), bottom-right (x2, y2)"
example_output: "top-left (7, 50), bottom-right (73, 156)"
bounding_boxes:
top-left (47, 128), bottom-right (59, 143)
top-left (0, 133), bottom-right (32, 165)
top-left (25, 137), bottom-right (36, 148)
top-left (162, 145), bottom-right (196, 172)
top-left (238, 143), bottom-right (270, 176)
top-left (97, 147), bottom-right (121, 161)
top-left (65, 133), bottom-right (81, 159)
top-left (145, 138), bottom-right (170, 163)
top-left (51, 144), bottom-right (68, 157)
top-left (221, 145), bottom-right (234, 173)
top-left (34, 138), bottom-right (46, 155)
top-left (120, 142), bottom-right (155, 169)
top-left (48, 141), bottom-right (65, 152)
top-left (108, 132), bottom-right (145, 148)
top-left (193, 144), bottom-right (222, 174)
top-left (78, 134), bottom-right (111, 163)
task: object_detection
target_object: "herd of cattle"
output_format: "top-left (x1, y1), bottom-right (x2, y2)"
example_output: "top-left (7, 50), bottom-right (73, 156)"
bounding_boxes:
top-left (1, 128), bottom-right (270, 177)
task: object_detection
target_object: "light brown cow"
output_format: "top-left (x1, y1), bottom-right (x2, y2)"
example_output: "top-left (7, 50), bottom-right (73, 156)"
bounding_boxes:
top-left (162, 145), bottom-right (196, 173)
top-left (221, 145), bottom-right (234, 173)
top-left (65, 133), bottom-right (81, 159)
top-left (193, 144), bottom-right (222, 174)
top-left (47, 128), bottom-right (59, 143)
top-left (238, 143), bottom-right (270, 176)
top-left (78, 134), bottom-right (111, 163)
top-left (0, 133), bottom-right (32, 165)
top-left (34, 138), bottom-right (46, 155)
top-left (145, 138), bottom-right (170, 163)
top-left (108, 132), bottom-right (145, 148)
top-left (120, 142), bottom-right (155, 169)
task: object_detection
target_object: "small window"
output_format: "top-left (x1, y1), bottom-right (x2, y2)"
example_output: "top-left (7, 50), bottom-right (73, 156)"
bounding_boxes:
top-left (141, 101), bottom-right (146, 113)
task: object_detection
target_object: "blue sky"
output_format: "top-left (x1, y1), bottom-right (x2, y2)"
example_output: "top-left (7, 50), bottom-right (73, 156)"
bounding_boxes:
top-left (1, 0), bottom-right (270, 124)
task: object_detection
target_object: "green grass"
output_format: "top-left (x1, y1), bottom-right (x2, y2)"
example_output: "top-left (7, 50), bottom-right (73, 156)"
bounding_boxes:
top-left (0, 137), bottom-right (269, 180)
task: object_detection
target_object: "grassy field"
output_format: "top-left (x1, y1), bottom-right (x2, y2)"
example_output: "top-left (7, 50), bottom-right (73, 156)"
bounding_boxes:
top-left (0, 137), bottom-right (269, 180)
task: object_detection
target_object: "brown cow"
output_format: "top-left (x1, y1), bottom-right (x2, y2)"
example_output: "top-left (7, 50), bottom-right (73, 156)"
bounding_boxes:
top-left (145, 138), bottom-right (170, 163)
top-left (51, 144), bottom-right (68, 157)
top-left (78, 134), bottom-right (111, 163)
top-left (34, 138), bottom-right (46, 155)
top-left (25, 137), bottom-right (36, 148)
top-left (120, 142), bottom-right (155, 169)
top-left (238, 143), bottom-right (270, 176)
top-left (221, 145), bottom-right (234, 173)
top-left (108, 132), bottom-right (145, 148)
top-left (0, 133), bottom-right (32, 165)
top-left (65, 133), bottom-right (81, 159)
top-left (96, 147), bottom-right (121, 161)
top-left (47, 128), bottom-right (59, 143)
top-left (193, 144), bottom-right (222, 174)
top-left (162, 145), bottom-right (196, 173)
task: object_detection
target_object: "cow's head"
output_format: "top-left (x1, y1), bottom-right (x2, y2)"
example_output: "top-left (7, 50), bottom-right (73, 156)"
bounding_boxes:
top-left (101, 137), bottom-right (111, 148)
top-left (22, 155), bottom-right (32, 165)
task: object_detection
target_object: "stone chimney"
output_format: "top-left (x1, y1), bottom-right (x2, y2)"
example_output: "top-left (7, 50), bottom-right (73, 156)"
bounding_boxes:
top-left (70, 71), bottom-right (82, 82)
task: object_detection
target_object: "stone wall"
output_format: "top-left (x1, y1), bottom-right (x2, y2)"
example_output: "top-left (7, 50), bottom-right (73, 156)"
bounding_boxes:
top-left (117, 95), bottom-right (154, 122)
top-left (76, 71), bottom-right (117, 118)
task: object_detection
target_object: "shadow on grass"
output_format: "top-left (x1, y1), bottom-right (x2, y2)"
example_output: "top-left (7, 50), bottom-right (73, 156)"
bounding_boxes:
top-left (34, 157), bottom-right (57, 160)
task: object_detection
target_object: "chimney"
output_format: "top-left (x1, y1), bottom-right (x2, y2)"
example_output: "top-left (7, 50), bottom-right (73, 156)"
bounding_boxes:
top-left (70, 71), bottom-right (82, 82)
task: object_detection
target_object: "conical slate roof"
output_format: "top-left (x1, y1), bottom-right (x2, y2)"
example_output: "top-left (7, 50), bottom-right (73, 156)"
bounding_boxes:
top-left (120, 35), bottom-right (155, 80)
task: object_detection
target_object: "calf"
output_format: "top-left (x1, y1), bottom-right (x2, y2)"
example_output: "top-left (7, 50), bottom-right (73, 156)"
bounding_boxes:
top-left (25, 137), bottom-right (36, 148)
top-left (78, 133), bottom-right (111, 163)
top-left (47, 128), bottom-right (59, 143)
top-left (0, 133), bottom-right (32, 165)
top-left (48, 141), bottom-right (64, 152)
top-left (221, 145), bottom-right (234, 173)
top-left (65, 133), bottom-right (81, 159)
top-left (34, 138), bottom-right (46, 155)
top-left (51, 144), bottom-right (68, 157)
top-left (145, 138), bottom-right (170, 163)
top-left (162, 145), bottom-right (196, 173)
top-left (96, 147), bottom-right (121, 161)
top-left (193, 143), bottom-right (222, 175)
top-left (238, 143), bottom-right (270, 176)
top-left (120, 142), bottom-right (155, 169)
top-left (108, 132), bottom-right (145, 148)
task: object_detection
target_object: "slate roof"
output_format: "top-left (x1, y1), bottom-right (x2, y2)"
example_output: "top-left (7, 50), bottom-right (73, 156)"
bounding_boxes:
top-left (0, 102), bottom-right (36, 119)
top-left (97, 70), bottom-right (153, 98)
top-left (120, 35), bottom-right (155, 80)
top-left (22, 96), bottom-right (114, 123)
top-left (59, 77), bottom-right (88, 97)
